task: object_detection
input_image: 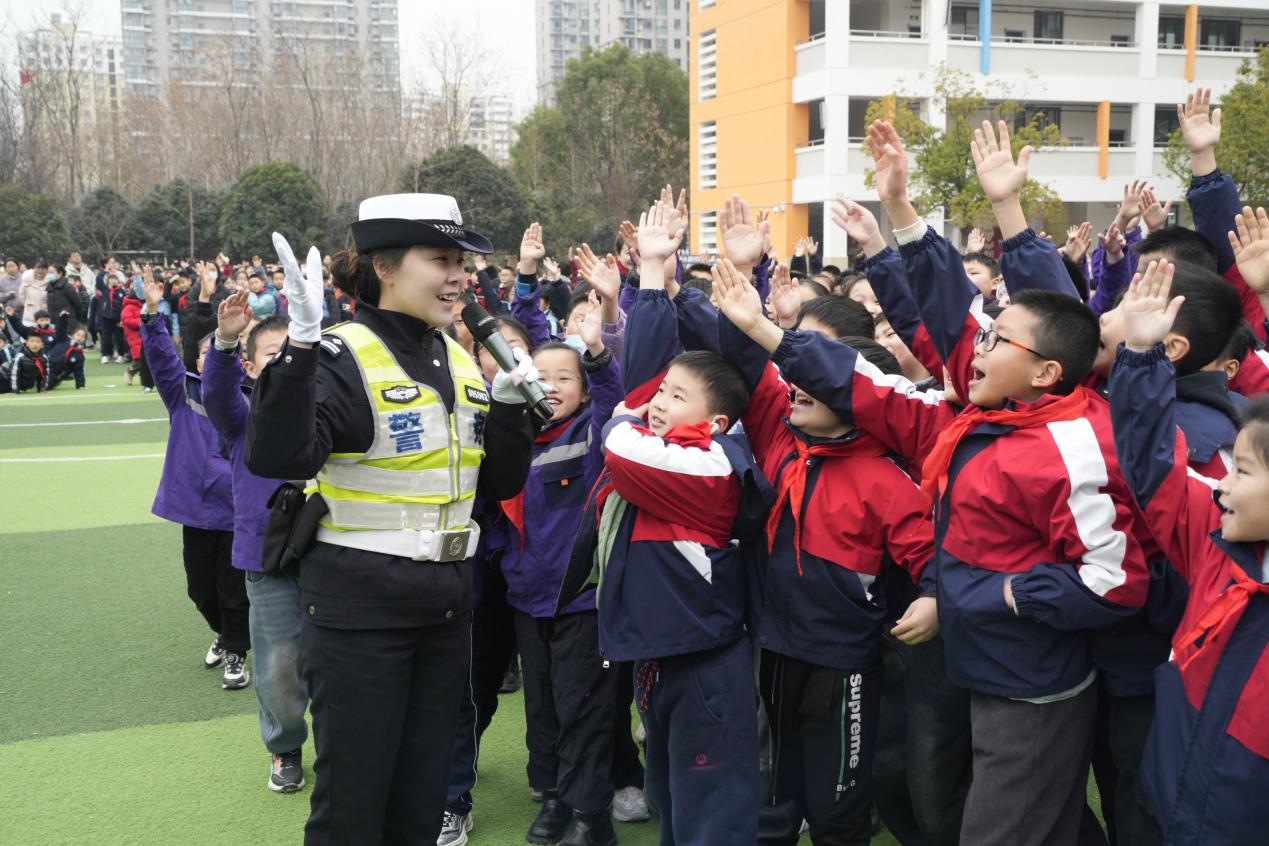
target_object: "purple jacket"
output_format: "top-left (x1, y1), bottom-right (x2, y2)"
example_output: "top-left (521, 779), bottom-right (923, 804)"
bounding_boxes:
top-left (1088, 225), bottom-right (1142, 316)
top-left (500, 353), bottom-right (624, 618)
top-left (202, 344), bottom-right (285, 572)
top-left (142, 317), bottom-right (235, 532)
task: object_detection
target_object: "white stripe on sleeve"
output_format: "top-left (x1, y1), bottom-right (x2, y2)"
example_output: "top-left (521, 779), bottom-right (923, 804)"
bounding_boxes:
top-left (604, 421), bottom-right (734, 478)
top-left (1047, 418), bottom-right (1129, 597)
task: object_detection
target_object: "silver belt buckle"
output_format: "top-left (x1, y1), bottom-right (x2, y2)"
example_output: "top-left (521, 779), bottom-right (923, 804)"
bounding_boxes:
top-left (435, 529), bottom-right (471, 563)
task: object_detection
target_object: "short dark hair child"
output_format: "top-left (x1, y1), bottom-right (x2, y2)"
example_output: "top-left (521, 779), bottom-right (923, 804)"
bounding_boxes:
top-left (665, 349), bottom-right (750, 432)
top-left (1009, 289), bottom-right (1101, 393)
top-left (1165, 264), bottom-right (1245, 376)
top-left (795, 295), bottom-right (874, 340)
top-left (685, 262), bottom-right (713, 281)
top-left (245, 315), bottom-right (289, 365)
top-left (681, 276), bottom-right (713, 298)
top-left (799, 278), bottom-right (830, 299)
top-left (837, 335), bottom-right (902, 375)
top-left (962, 252), bottom-right (999, 276)
top-left (1134, 227), bottom-right (1219, 271)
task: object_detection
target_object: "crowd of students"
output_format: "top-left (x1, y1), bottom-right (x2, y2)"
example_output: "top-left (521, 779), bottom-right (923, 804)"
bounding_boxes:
top-left (12, 83), bottom-right (1268, 846)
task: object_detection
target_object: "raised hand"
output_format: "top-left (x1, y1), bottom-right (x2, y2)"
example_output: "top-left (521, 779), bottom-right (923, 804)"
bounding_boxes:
top-left (542, 256), bottom-right (561, 280)
top-left (659, 184), bottom-right (689, 241)
top-left (1066, 222), bottom-right (1093, 265)
top-left (216, 288), bottom-right (253, 343)
top-left (575, 243), bottom-right (621, 303)
top-left (1178, 87), bottom-right (1221, 155)
top-left (965, 227), bottom-right (987, 254)
top-left (1099, 224), bottom-right (1127, 265)
top-left (637, 200), bottom-right (685, 264)
top-left (971, 119), bottom-right (1032, 205)
top-left (710, 258), bottom-right (765, 333)
top-left (272, 231), bottom-right (324, 345)
top-left (618, 220), bottom-right (638, 253)
top-left (473, 253), bottom-right (487, 272)
top-left (196, 261), bottom-right (218, 303)
top-left (1123, 260), bottom-right (1184, 351)
top-left (720, 194), bottom-right (768, 269)
top-left (865, 120), bottom-right (910, 207)
top-left (768, 262), bottom-right (802, 327)
top-left (518, 223), bottom-right (545, 275)
top-left (577, 291), bottom-right (604, 355)
top-left (1114, 179), bottom-right (1149, 231)
top-left (1229, 205), bottom-right (1269, 297)
top-left (1139, 186), bottom-right (1174, 233)
top-left (830, 196), bottom-right (885, 257)
top-left (142, 265), bottom-right (164, 310)
top-left (806, 237), bottom-right (818, 256)
top-left (794, 236), bottom-right (806, 257)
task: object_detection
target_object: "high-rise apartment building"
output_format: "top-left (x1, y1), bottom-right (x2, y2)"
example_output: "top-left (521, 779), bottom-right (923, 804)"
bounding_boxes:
top-left (469, 93), bottom-right (517, 164)
top-left (691, 0), bottom-right (1269, 260)
top-left (120, 0), bottom-right (400, 97)
top-left (537, 0), bottom-right (691, 102)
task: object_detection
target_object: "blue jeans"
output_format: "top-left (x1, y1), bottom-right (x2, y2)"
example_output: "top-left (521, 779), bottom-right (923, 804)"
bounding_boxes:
top-left (245, 569), bottom-right (309, 754)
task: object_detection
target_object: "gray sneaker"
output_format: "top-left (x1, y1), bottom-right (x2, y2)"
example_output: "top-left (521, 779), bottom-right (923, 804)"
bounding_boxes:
top-left (269, 750), bottom-right (305, 793)
top-left (612, 786), bottom-right (651, 822)
top-left (437, 810), bottom-right (472, 846)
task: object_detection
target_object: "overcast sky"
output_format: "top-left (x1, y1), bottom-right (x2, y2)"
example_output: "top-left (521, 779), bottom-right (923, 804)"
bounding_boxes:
top-left (0, 0), bottom-right (538, 108)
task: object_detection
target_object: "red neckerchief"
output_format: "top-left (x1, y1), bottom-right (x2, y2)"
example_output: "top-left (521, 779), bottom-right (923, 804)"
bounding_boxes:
top-left (919, 388), bottom-right (1091, 508)
top-left (767, 430), bottom-right (889, 575)
top-left (500, 414), bottom-right (577, 551)
top-left (1175, 560), bottom-right (1269, 709)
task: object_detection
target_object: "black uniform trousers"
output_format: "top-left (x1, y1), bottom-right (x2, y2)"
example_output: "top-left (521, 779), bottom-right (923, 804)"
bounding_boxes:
top-left (303, 612), bottom-right (471, 845)
top-left (1084, 685), bottom-right (1164, 846)
top-left (181, 526), bottom-right (249, 654)
top-left (447, 561), bottom-right (519, 815)
top-left (759, 651), bottom-right (882, 846)
top-left (99, 317), bottom-right (125, 358)
top-left (514, 608), bottom-right (617, 814)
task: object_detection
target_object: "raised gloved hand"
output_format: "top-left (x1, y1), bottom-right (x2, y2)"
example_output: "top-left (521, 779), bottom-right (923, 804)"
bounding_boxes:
top-left (272, 232), bottom-right (324, 344)
top-left (491, 347), bottom-right (541, 405)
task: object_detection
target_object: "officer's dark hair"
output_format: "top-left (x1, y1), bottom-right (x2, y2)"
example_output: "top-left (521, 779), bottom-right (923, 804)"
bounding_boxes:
top-left (1009, 290), bottom-right (1100, 394)
top-left (1221, 320), bottom-right (1260, 366)
top-left (1061, 254), bottom-right (1090, 302)
top-left (1167, 262), bottom-right (1245, 376)
top-left (839, 336), bottom-right (902, 376)
top-left (667, 350), bottom-right (749, 429)
top-left (682, 276), bottom-right (712, 297)
top-left (963, 252), bottom-right (999, 276)
top-left (1241, 395), bottom-right (1269, 468)
top-left (246, 315), bottom-right (289, 362)
top-left (1134, 227), bottom-right (1218, 272)
top-left (329, 247), bottom-right (408, 305)
top-left (795, 295), bottom-right (873, 341)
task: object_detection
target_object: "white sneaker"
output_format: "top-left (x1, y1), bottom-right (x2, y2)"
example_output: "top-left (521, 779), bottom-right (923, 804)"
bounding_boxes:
top-left (100, 355), bottom-right (109, 364)
top-left (222, 651), bottom-right (250, 690)
top-left (437, 810), bottom-right (472, 846)
top-left (612, 786), bottom-right (651, 823)
top-left (204, 637), bottom-right (225, 668)
top-left (113, 354), bottom-right (124, 363)
top-left (143, 387), bottom-right (153, 393)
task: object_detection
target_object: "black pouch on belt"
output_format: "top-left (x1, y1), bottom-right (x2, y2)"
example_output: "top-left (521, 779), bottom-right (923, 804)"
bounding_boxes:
top-left (261, 483), bottom-right (329, 574)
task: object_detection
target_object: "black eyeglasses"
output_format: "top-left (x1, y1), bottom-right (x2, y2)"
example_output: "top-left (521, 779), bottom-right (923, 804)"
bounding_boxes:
top-left (974, 327), bottom-right (1046, 359)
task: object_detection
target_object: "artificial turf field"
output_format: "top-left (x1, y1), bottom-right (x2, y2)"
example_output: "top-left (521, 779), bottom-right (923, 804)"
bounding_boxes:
top-left (3, 356), bottom-right (1100, 845)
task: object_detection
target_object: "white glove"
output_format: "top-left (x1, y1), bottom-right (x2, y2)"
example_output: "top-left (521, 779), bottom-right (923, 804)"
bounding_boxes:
top-left (272, 231), bottom-right (324, 344)
top-left (491, 347), bottom-right (540, 405)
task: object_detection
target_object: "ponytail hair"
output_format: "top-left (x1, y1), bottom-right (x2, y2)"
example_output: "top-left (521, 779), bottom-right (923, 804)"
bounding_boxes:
top-left (329, 247), bottom-right (407, 306)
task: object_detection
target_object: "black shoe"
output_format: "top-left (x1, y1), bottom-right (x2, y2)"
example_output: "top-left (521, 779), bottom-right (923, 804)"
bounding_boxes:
top-left (269, 749), bottom-right (305, 793)
top-left (526, 792), bottom-right (571, 844)
top-left (500, 660), bottom-right (522, 694)
top-left (560, 809), bottom-right (617, 846)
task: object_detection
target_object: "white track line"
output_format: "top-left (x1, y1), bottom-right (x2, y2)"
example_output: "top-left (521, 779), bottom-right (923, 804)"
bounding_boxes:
top-left (0, 453), bottom-right (165, 463)
top-left (0, 417), bottom-right (167, 428)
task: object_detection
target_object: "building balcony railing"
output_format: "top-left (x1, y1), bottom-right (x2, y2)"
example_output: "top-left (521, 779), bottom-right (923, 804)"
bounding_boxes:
top-left (949, 33), bottom-right (1136, 49)
top-left (849, 29), bottom-right (923, 40)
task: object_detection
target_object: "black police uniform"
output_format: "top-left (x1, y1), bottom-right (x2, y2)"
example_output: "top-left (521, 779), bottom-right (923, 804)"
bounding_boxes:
top-left (246, 300), bottom-right (533, 844)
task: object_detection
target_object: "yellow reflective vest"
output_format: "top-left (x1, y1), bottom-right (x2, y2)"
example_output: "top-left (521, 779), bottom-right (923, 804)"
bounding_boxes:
top-left (315, 321), bottom-right (489, 533)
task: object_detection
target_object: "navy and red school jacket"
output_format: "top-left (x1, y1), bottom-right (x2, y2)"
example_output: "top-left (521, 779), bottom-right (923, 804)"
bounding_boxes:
top-left (7, 346), bottom-right (49, 392)
top-left (48, 317), bottom-right (86, 389)
top-left (1175, 370), bottom-right (1247, 481)
top-left (4, 313), bottom-right (57, 349)
top-left (1110, 343), bottom-right (1269, 845)
top-left (775, 326), bottom-right (1151, 697)
top-left (202, 343), bottom-right (284, 572)
top-left (1189, 169), bottom-right (1268, 342)
top-left (1230, 319), bottom-right (1269, 398)
top-left (861, 246), bottom-right (943, 377)
top-left (499, 350), bottom-right (624, 619)
top-left (720, 317), bottom-right (933, 671)
top-left (141, 315), bottom-right (235, 533)
top-left (596, 414), bottom-right (770, 662)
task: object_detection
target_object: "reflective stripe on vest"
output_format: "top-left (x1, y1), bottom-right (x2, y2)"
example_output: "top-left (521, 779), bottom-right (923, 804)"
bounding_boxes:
top-left (316, 321), bottom-right (487, 532)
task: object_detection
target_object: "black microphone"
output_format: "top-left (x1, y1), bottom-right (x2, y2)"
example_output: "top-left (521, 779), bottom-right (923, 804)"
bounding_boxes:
top-left (461, 296), bottom-right (554, 423)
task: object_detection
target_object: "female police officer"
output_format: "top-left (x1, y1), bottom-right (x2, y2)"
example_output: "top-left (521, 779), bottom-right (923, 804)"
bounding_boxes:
top-left (246, 194), bottom-right (535, 844)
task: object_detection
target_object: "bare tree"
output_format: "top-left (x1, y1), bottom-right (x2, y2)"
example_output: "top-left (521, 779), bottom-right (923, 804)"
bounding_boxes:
top-left (413, 15), bottom-right (504, 151)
